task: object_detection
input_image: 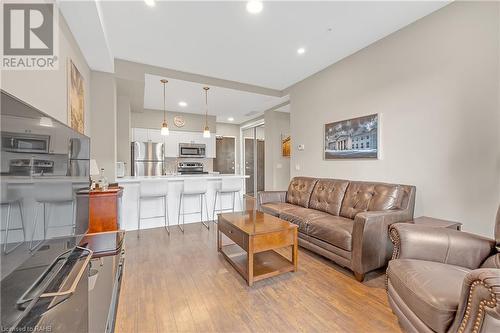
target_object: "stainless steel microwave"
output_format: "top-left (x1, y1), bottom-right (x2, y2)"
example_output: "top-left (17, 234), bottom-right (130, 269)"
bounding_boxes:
top-left (179, 143), bottom-right (206, 158)
top-left (1, 132), bottom-right (50, 154)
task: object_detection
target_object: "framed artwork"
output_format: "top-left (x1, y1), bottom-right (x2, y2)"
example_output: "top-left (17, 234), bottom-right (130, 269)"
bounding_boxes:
top-left (324, 113), bottom-right (378, 159)
top-left (281, 135), bottom-right (291, 157)
top-left (68, 59), bottom-right (85, 134)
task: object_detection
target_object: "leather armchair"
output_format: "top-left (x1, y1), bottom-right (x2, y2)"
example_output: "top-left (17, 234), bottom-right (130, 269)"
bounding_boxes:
top-left (387, 206), bottom-right (500, 333)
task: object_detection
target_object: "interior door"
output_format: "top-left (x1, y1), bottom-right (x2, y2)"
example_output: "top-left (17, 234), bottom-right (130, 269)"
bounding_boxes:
top-left (244, 138), bottom-right (254, 196)
top-left (214, 137), bottom-right (235, 174)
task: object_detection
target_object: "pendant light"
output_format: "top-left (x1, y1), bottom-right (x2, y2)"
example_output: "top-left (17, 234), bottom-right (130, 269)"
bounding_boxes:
top-left (160, 79), bottom-right (169, 136)
top-left (203, 86), bottom-right (211, 138)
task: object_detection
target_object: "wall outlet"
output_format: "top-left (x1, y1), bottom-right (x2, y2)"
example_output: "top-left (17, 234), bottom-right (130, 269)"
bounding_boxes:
top-left (297, 144), bottom-right (305, 151)
top-left (276, 163), bottom-right (282, 169)
top-left (295, 164), bottom-right (301, 171)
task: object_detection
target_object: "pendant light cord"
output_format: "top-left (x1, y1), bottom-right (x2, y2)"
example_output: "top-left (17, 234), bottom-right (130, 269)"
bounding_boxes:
top-left (163, 81), bottom-right (167, 123)
top-left (205, 88), bottom-right (208, 126)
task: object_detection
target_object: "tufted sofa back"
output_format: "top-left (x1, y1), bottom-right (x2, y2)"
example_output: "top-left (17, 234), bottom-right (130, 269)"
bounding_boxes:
top-left (286, 177), bottom-right (318, 208)
top-left (285, 177), bottom-right (416, 218)
top-left (309, 179), bottom-right (349, 216)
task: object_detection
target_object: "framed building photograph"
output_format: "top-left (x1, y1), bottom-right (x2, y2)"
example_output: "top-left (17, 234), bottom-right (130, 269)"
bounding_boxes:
top-left (324, 114), bottom-right (378, 159)
top-left (68, 59), bottom-right (85, 134)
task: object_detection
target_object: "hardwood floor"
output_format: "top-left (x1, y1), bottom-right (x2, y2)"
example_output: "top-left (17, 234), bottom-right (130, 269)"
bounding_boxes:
top-left (115, 218), bottom-right (402, 332)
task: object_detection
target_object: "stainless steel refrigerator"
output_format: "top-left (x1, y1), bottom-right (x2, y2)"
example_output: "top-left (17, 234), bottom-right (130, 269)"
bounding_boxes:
top-left (68, 137), bottom-right (90, 177)
top-left (131, 141), bottom-right (164, 176)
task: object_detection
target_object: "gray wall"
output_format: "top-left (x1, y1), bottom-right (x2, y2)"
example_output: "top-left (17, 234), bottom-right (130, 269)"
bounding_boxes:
top-left (131, 109), bottom-right (216, 133)
top-left (117, 96), bottom-right (131, 175)
top-left (264, 110), bottom-right (290, 191)
top-left (288, 1), bottom-right (500, 236)
top-left (1, 13), bottom-right (91, 135)
top-left (90, 72), bottom-right (117, 181)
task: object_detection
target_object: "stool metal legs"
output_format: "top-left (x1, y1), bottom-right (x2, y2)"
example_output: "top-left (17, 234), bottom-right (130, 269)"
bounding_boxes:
top-left (138, 195), bottom-right (170, 237)
top-left (164, 195), bottom-right (170, 234)
top-left (2, 200), bottom-right (25, 254)
top-left (178, 193), bottom-right (210, 232)
top-left (29, 202), bottom-right (45, 251)
top-left (212, 191), bottom-right (243, 223)
top-left (29, 201), bottom-right (75, 251)
top-left (178, 193), bottom-right (184, 233)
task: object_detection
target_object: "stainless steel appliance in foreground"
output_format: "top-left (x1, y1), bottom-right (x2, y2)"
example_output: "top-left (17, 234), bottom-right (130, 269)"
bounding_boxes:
top-left (131, 141), bottom-right (164, 176)
top-left (82, 231), bottom-right (125, 333)
top-left (1, 90), bottom-right (123, 333)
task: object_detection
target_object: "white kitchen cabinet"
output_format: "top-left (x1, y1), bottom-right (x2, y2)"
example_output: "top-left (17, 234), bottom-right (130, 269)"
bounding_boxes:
top-left (200, 133), bottom-right (216, 158)
top-left (132, 128), bottom-right (167, 143)
top-left (132, 128), bottom-right (216, 158)
top-left (148, 129), bottom-right (163, 143)
top-left (164, 131), bottom-right (181, 157)
top-left (132, 128), bottom-right (149, 142)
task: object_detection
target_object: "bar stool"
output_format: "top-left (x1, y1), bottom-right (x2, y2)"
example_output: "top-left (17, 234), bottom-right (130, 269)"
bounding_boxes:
top-left (212, 178), bottom-right (243, 223)
top-left (30, 182), bottom-right (75, 251)
top-left (178, 179), bottom-right (209, 232)
top-left (138, 180), bottom-right (169, 237)
top-left (1, 185), bottom-right (25, 254)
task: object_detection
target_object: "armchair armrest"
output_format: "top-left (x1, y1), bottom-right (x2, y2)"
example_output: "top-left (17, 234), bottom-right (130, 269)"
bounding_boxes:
top-left (351, 209), bottom-right (412, 277)
top-left (389, 223), bottom-right (495, 269)
top-left (448, 269), bottom-right (500, 333)
top-left (256, 191), bottom-right (286, 211)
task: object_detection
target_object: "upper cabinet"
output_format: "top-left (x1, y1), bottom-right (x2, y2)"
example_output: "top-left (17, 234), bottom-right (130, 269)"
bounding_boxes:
top-left (132, 128), bottom-right (149, 142)
top-left (132, 128), bottom-right (215, 158)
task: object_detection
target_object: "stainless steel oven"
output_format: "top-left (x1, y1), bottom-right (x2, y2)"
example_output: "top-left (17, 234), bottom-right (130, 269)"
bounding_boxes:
top-left (179, 143), bottom-right (206, 158)
top-left (1, 132), bottom-right (50, 154)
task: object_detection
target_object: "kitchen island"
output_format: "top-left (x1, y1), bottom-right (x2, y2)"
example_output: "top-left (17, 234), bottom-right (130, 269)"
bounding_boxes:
top-left (117, 174), bottom-right (249, 231)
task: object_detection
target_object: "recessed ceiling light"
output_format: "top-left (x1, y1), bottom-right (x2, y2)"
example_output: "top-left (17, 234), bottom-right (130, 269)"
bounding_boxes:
top-left (178, 101), bottom-right (187, 107)
top-left (246, 1), bottom-right (263, 14)
top-left (297, 47), bottom-right (306, 55)
top-left (227, 117), bottom-right (234, 122)
top-left (144, 0), bottom-right (155, 7)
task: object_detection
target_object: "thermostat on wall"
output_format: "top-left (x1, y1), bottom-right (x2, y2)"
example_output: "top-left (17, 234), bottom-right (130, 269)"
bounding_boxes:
top-left (297, 144), bottom-right (305, 151)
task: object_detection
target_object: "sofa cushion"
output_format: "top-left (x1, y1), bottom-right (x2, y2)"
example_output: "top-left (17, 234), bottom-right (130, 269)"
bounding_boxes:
top-left (307, 216), bottom-right (354, 251)
top-left (279, 206), bottom-right (332, 233)
top-left (368, 184), bottom-right (402, 211)
top-left (387, 259), bottom-right (470, 333)
top-left (260, 202), bottom-right (296, 217)
top-left (340, 183), bottom-right (375, 219)
top-left (308, 179), bottom-right (349, 216)
top-left (286, 177), bottom-right (318, 208)
top-left (340, 182), bottom-right (401, 218)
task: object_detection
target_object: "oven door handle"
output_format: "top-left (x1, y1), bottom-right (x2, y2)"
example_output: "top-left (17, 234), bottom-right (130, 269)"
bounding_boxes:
top-left (39, 246), bottom-right (93, 298)
top-left (16, 246), bottom-right (93, 306)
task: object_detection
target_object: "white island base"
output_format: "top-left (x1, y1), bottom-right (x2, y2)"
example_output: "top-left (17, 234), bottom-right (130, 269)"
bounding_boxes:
top-left (117, 174), bottom-right (249, 231)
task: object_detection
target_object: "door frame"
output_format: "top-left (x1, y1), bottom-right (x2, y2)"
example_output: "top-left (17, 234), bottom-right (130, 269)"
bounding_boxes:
top-left (240, 119), bottom-right (265, 196)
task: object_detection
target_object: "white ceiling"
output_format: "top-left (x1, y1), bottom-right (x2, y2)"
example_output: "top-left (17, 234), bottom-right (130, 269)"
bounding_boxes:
top-left (144, 74), bottom-right (288, 123)
top-left (62, 1), bottom-right (450, 90)
top-left (275, 104), bottom-right (290, 113)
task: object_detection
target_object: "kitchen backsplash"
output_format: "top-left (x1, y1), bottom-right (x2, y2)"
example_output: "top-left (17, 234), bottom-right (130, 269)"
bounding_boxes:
top-left (164, 157), bottom-right (214, 174)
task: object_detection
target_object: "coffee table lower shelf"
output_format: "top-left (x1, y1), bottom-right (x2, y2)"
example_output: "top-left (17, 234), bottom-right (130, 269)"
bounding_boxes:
top-left (220, 244), bottom-right (295, 285)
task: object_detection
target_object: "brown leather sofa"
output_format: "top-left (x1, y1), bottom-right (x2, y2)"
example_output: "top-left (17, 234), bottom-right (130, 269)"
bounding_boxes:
top-left (387, 206), bottom-right (500, 333)
top-left (257, 177), bottom-right (416, 281)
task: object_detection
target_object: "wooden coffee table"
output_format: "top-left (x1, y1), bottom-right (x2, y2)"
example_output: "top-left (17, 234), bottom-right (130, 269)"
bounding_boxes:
top-left (217, 211), bottom-right (298, 286)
